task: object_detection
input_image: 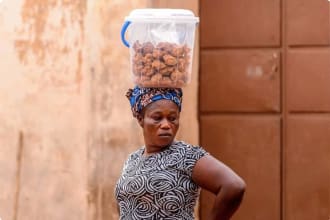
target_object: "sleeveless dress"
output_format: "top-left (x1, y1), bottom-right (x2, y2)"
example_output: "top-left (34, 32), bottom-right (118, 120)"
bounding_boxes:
top-left (115, 141), bottom-right (208, 220)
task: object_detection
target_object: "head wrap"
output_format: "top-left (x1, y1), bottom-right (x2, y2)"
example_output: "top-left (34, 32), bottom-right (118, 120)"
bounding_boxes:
top-left (126, 86), bottom-right (183, 118)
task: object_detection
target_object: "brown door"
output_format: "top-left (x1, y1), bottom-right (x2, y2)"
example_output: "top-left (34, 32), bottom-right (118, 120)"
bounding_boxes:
top-left (199, 1), bottom-right (330, 220)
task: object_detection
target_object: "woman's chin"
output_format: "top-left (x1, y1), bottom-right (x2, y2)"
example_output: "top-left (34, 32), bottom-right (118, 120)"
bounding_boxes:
top-left (156, 138), bottom-right (173, 147)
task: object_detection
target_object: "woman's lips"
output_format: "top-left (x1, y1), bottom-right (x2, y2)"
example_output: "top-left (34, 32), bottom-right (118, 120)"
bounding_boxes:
top-left (158, 133), bottom-right (172, 137)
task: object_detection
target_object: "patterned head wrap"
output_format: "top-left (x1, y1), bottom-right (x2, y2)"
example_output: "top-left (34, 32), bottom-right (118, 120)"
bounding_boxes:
top-left (126, 86), bottom-right (183, 118)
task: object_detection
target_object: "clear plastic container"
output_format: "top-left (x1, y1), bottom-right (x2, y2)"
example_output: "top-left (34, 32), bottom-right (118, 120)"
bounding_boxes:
top-left (121, 9), bottom-right (199, 88)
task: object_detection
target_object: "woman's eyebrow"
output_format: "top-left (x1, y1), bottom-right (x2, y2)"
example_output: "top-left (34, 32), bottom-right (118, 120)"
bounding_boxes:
top-left (149, 110), bottom-right (162, 113)
top-left (148, 110), bottom-right (178, 115)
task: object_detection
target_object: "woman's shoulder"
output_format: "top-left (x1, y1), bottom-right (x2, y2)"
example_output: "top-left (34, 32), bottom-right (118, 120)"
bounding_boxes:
top-left (172, 140), bottom-right (197, 147)
top-left (172, 140), bottom-right (208, 155)
top-left (126, 147), bottom-right (144, 161)
top-left (172, 141), bottom-right (209, 176)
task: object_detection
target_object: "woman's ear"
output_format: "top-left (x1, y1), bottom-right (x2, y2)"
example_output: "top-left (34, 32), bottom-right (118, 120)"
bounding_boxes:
top-left (137, 114), bottom-right (144, 127)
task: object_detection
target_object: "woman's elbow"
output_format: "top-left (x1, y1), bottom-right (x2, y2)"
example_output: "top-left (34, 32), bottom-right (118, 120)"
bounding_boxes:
top-left (235, 177), bottom-right (246, 192)
top-left (224, 177), bottom-right (246, 200)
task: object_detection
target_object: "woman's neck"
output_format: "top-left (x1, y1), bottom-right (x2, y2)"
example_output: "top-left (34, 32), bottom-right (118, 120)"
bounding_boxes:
top-left (143, 143), bottom-right (172, 156)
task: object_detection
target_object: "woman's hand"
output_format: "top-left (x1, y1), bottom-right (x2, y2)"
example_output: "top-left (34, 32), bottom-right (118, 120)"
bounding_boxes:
top-left (192, 155), bottom-right (246, 220)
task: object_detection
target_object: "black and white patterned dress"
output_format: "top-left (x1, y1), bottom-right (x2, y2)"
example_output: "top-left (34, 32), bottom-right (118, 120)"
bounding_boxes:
top-left (115, 141), bottom-right (208, 220)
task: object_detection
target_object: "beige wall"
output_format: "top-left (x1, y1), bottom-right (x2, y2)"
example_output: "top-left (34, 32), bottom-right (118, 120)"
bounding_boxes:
top-left (0, 0), bottom-right (198, 219)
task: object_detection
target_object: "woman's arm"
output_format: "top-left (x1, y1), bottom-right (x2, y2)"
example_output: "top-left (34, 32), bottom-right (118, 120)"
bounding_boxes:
top-left (192, 155), bottom-right (246, 220)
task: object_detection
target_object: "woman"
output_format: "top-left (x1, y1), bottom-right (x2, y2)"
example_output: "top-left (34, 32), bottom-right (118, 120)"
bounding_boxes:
top-left (115, 86), bottom-right (246, 220)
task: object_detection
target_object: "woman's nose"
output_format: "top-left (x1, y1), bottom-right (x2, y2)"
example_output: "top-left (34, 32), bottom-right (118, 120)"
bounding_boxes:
top-left (160, 119), bottom-right (170, 129)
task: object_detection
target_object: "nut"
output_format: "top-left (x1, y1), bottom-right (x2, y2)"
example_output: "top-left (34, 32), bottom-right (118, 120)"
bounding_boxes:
top-left (163, 54), bottom-right (177, 66)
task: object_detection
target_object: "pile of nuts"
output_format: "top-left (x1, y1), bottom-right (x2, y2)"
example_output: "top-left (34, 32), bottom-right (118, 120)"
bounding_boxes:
top-left (131, 41), bottom-right (192, 87)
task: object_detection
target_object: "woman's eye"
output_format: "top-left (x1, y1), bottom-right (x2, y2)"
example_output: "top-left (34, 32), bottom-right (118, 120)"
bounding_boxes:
top-left (168, 116), bottom-right (177, 122)
top-left (152, 116), bottom-right (162, 121)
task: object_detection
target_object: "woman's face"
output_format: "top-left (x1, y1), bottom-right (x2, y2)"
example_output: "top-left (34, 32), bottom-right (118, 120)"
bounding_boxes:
top-left (139, 99), bottom-right (180, 151)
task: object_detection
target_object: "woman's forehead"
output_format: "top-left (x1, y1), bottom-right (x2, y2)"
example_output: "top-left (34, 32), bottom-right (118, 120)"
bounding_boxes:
top-left (145, 99), bottom-right (179, 113)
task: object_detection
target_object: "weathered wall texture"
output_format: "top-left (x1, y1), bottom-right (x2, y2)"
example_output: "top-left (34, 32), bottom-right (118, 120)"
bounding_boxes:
top-left (0, 1), bottom-right (88, 220)
top-left (0, 0), bottom-right (198, 220)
